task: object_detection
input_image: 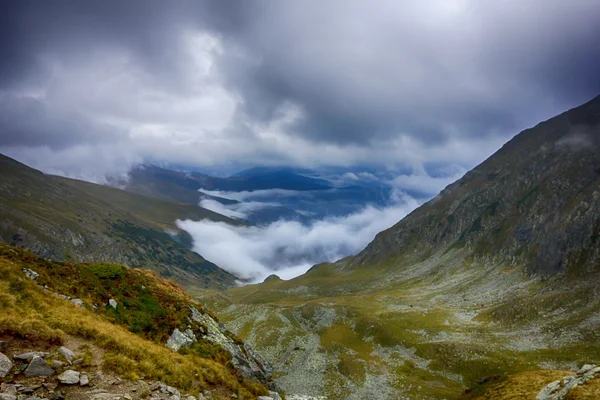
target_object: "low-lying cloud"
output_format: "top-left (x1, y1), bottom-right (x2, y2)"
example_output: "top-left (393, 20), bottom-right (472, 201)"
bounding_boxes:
top-left (177, 190), bottom-right (420, 282)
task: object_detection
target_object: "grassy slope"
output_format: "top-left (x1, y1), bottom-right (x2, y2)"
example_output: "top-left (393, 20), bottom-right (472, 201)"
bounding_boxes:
top-left (0, 244), bottom-right (269, 399)
top-left (197, 253), bottom-right (600, 399)
top-left (0, 154), bottom-right (240, 289)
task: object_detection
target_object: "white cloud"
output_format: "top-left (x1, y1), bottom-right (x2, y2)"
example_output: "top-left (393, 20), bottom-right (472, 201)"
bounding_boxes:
top-left (199, 198), bottom-right (281, 220)
top-left (177, 190), bottom-right (421, 282)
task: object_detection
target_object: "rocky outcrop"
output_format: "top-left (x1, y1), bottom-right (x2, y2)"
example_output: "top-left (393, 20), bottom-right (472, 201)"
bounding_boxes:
top-left (536, 364), bottom-right (600, 400)
top-left (189, 306), bottom-right (273, 384)
top-left (164, 306), bottom-right (276, 389)
top-left (166, 329), bottom-right (196, 351)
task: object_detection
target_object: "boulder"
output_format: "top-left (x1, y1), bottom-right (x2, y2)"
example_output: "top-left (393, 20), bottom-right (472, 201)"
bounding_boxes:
top-left (80, 374), bottom-right (89, 386)
top-left (58, 370), bottom-right (80, 385)
top-left (24, 356), bottom-right (54, 377)
top-left (58, 347), bottom-right (75, 363)
top-left (0, 394), bottom-right (16, 400)
top-left (0, 352), bottom-right (12, 378)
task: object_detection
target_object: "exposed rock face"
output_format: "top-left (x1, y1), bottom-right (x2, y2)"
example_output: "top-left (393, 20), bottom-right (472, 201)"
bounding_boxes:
top-left (0, 352), bottom-right (12, 378)
top-left (24, 356), bottom-right (55, 377)
top-left (166, 329), bottom-right (196, 351)
top-left (536, 364), bottom-right (600, 399)
top-left (355, 95), bottom-right (600, 277)
top-left (189, 306), bottom-right (273, 385)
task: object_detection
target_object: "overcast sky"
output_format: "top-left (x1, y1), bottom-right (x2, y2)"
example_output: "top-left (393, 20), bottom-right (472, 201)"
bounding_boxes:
top-left (1, 0), bottom-right (600, 181)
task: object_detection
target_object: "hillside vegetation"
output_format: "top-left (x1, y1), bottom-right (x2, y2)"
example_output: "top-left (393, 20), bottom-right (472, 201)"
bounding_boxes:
top-left (0, 244), bottom-right (270, 399)
top-left (0, 154), bottom-right (241, 289)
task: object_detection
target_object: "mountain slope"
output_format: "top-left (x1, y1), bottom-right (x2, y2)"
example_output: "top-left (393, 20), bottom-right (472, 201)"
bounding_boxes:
top-left (0, 154), bottom-right (241, 289)
top-left (0, 245), bottom-right (274, 399)
top-left (355, 94), bottom-right (600, 275)
top-left (196, 95), bottom-right (600, 399)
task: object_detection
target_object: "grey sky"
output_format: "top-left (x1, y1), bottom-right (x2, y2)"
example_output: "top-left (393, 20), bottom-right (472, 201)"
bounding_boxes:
top-left (1, 0), bottom-right (599, 180)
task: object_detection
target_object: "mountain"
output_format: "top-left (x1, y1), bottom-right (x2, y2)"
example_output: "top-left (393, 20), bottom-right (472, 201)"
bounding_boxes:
top-left (0, 154), bottom-right (241, 290)
top-left (123, 165), bottom-right (391, 226)
top-left (355, 94), bottom-right (600, 274)
top-left (196, 95), bottom-right (600, 399)
top-left (0, 245), bottom-right (278, 399)
top-left (192, 168), bottom-right (332, 192)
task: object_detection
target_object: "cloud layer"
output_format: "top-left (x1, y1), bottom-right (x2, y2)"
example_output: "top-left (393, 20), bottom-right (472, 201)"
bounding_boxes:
top-left (1, 1), bottom-right (599, 180)
top-left (178, 190), bottom-right (420, 281)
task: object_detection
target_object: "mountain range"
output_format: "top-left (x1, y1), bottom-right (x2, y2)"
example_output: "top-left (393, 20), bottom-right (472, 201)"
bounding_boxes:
top-left (1, 95), bottom-right (600, 399)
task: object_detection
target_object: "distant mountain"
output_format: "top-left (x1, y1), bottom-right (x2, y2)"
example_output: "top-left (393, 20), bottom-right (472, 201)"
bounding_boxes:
top-left (196, 95), bottom-right (600, 399)
top-left (123, 165), bottom-right (391, 226)
top-left (0, 154), bottom-right (241, 289)
top-left (191, 168), bottom-right (332, 192)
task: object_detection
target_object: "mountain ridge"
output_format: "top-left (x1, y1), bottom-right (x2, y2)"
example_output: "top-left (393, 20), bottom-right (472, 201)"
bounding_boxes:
top-left (0, 154), bottom-right (241, 289)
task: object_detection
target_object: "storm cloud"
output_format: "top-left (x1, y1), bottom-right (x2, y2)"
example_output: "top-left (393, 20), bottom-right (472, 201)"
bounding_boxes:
top-left (1, 0), bottom-right (599, 179)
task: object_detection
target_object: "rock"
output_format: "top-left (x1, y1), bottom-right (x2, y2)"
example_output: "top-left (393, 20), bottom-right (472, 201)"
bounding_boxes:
top-left (166, 329), bottom-right (195, 351)
top-left (109, 299), bottom-right (118, 309)
top-left (58, 347), bottom-right (75, 363)
top-left (57, 370), bottom-right (80, 385)
top-left (13, 352), bottom-right (49, 361)
top-left (24, 356), bottom-right (55, 377)
top-left (72, 359), bottom-right (83, 366)
top-left (0, 352), bottom-right (12, 378)
top-left (269, 392), bottom-right (283, 400)
top-left (0, 394), bottom-right (16, 400)
top-left (53, 391), bottom-right (64, 400)
top-left (1, 385), bottom-right (16, 395)
top-left (19, 388), bottom-right (34, 395)
top-left (80, 374), bottom-right (89, 386)
top-left (71, 299), bottom-right (84, 307)
top-left (123, 395), bottom-right (132, 400)
top-left (257, 397), bottom-right (274, 400)
top-left (536, 366), bottom-right (600, 400)
top-left (149, 383), bottom-right (161, 392)
top-left (23, 268), bottom-right (39, 280)
top-left (95, 372), bottom-right (105, 382)
top-left (51, 361), bottom-right (64, 369)
top-left (577, 364), bottom-right (595, 375)
top-left (166, 386), bottom-right (180, 397)
top-left (202, 391), bottom-right (212, 399)
top-left (184, 396), bottom-right (195, 400)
